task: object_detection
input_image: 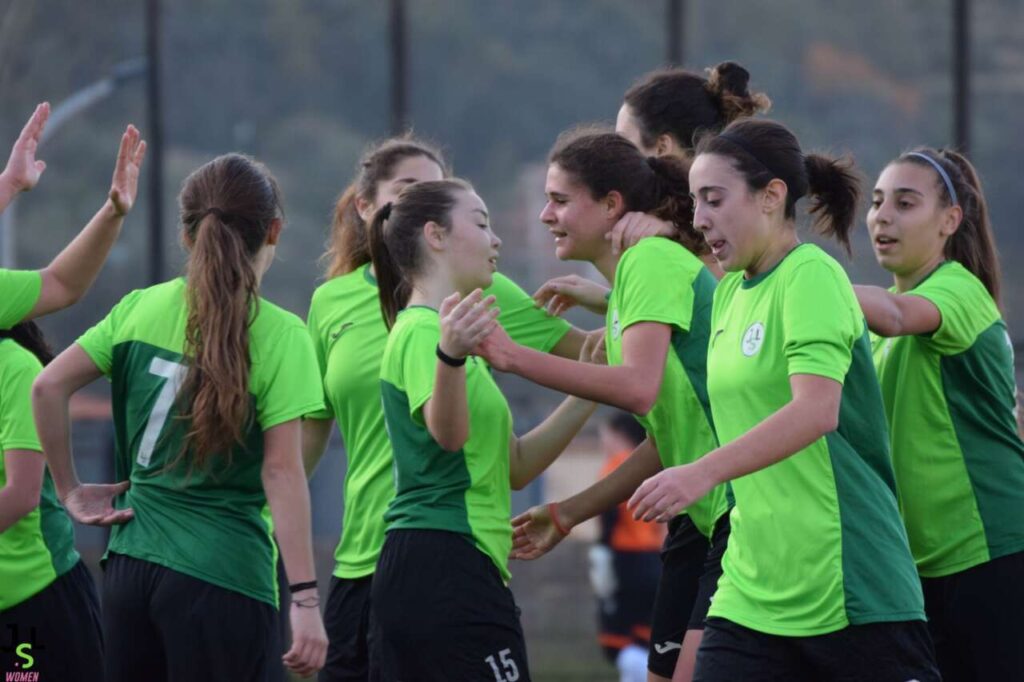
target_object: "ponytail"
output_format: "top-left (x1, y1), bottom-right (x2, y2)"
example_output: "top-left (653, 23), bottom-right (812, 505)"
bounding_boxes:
top-left (804, 154), bottom-right (861, 255)
top-left (899, 148), bottom-right (1001, 304)
top-left (367, 203), bottom-right (409, 329)
top-left (0, 321), bottom-right (54, 366)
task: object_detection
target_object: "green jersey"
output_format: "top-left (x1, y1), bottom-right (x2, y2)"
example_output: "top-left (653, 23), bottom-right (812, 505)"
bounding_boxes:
top-left (605, 238), bottom-right (726, 538)
top-left (77, 278), bottom-right (324, 607)
top-left (707, 244), bottom-right (923, 636)
top-left (379, 306), bottom-right (514, 581)
top-left (0, 269), bottom-right (41, 329)
top-left (0, 340), bottom-right (79, 609)
top-left (872, 261), bottom-right (1024, 577)
top-left (307, 266), bottom-right (569, 578)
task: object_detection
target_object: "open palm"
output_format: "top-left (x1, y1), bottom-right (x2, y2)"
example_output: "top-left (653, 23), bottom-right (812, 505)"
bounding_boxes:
top-left (2, 102), bottom-right (50, 192)
top-left (108, 125), bottom-right (147, 216)
top-left (62, 481), bottom-right (134, 526)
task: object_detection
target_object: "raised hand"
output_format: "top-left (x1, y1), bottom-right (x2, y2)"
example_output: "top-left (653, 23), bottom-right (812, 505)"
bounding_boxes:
top-left (108, 125), bottom-right (147, 217)
top-left (509, 503), bottom-right (570, 561)
top-left (607, 211), bottom-right (677, 255)
top-left (627, 462), bottom-right (714, 523)
top-left (439, 289), bottom-right (500, 360)
top-left (2, 102), bottom-right (50, 193)
top-left (532, 274), bottom-right (610, 317)
top-left (60, 481), bottom-right (134, 526)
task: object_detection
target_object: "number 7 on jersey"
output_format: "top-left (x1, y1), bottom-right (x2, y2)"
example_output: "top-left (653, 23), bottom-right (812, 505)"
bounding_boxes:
top-left (136, 357), bottom-right (187, 467)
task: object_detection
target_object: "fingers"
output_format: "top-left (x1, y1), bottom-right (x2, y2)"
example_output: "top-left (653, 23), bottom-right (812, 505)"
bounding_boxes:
top-left (628, 476), bottom-right (669, 522)
top-left (110, 479), bottom-right (132, 495)
top-left (446, 289), bottom-right (485, 322)
top-left (98, 508), bottom-right (135, 526)
top-left (438, 292), bottom-right (462, 317)
top-left (134, 138), bottom-right (148, 167)
top-left (19, 102), bottom-right (50, 145)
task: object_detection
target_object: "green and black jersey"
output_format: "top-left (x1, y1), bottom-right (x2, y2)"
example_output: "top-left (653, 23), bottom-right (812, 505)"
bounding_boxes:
top-left (0, 269), bottom-right (41, 329)
top-left (605, 238), bottom-right (727, 538)
top-left (307, 266), bottom-right (569, 579)
top-left (0, 340), bottom-right (78, 610)
top-left (379, 306), bottom-right (514, 582)
top-left (77, 278), bottom-right (324, 607)
top-left (707, 244), bottom-right (924, 636)
top-left (872, 261), bottom-right (1024, 577)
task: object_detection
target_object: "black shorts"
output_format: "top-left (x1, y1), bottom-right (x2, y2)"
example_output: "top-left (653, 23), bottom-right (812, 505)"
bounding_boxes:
top-left (321, 574), bottom-right (380, 682)
top-left (647, 513), bottom-right (729, 678)
top-left (102, 553), bottom-right (281, 682)
top-left (597, 549), bottom-right (660, 662)
top-left (693, 617), bottom-right (940, 682)
top-left (372, 529), bottom-right (531, 682)
top-left (0, 559), bottom-right (103, 679)
top-left (921, 548), bottom-right (1024, 682)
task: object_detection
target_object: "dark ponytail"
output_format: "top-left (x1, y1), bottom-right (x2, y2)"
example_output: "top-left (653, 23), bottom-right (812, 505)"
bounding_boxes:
top-left (549, 129), bottom-right (705, 255)
top-left (696, 119), bottom-right (862, 254)
top-left (322, 136), bottom-right (447, 279)
top-left (367, 179), bottom-right (473, 329)
top-left (175, 154), bottom-right (281, 473)
top-left (897, 148), bottom-right (1001, 304)
top-left (623, 60), bottom-right (771, 152)
top-left (0, 322), bottom-right (54, 366)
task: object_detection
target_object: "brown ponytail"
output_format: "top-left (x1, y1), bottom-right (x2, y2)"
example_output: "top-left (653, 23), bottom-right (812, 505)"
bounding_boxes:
top-left (174, 154), bottom-right (281, 473)
top-left (0, 322), bottom-right (54, 366)
top-left (898, 147), bottom-right (1001, 304)
top-left (367, 179), bottom-right (472, 328)
top-left (322, 136), bottom-right (447, 279)
top-left (696, 119), bottom-right (862, 254)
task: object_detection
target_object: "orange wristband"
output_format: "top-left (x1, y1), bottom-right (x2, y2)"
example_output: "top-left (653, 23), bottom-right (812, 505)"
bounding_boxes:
top-left (548, 502), bottom-right (571, 537)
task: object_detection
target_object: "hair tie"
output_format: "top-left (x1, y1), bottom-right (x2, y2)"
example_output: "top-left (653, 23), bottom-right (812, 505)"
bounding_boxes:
top-left (199, 207), bottom-right (231, 223)
top-left (379, 202), bottom-right (394, 221)
top-left (906, 152), bottom-right (959, 207)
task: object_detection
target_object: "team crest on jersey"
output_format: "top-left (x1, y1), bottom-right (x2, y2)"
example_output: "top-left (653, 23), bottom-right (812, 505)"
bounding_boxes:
top-left (741, 322), bottom-right (765, 357)
top-left (611, 310), bottom-right (621, 340)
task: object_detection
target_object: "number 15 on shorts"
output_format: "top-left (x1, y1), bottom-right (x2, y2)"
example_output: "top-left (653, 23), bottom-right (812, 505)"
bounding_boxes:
top-left (485, 648), bottom-right (520, 682)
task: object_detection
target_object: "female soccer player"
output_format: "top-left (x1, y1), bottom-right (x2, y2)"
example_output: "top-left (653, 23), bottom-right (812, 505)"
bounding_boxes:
top-left (855, 148), bottom-right (1024, 680)
top-left (0, 108), bottom-right (146, 680)
top-left (477, 130), bottom-right (725, 682)
top-left (303, 137), bottom-right (586, 681)
top-left (366, 178), bottom-right (597, 681)
top-left (629, 119), bottom-right (939, 681)
top-left (33, 153), bottom-right (328, 681)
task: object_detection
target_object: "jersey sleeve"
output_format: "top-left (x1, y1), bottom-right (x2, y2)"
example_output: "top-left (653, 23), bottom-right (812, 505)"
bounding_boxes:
top-left (912, 266), bottom-right (994, 356)
top-left (76, 289), bottom-right (144, 376)
top-left (486, 272), bottom-right (570, 353)
top-left (0, 269), bottom-right (42, 330)
top-left (253, 323), bottom-right (326, 430)
top-left (397, 316), bottom-right (442, 424)
top-left (0, 349), bottom-right (43, 452)
top-left (617, 240), bottom-right (695, 333)
top-left (304, 295), bottom-right (334, 420)
top-left (782, 261), bottom-right (857, 383)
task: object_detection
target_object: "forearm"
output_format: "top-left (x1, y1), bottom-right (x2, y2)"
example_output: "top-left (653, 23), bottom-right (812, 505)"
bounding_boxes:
top-left (0, 488), bottom-right (33, 533)
top-left (549, 326), bottom-right (587, 360)
top-left (0, 173), bottom-right (20, 214)
top-left (507, 346), bottom-right (657, 415)
top-left (696, 398), bottom-right (835, 487)
top-left (854, 285), bottom-right (902, 336)
top-left (42, 200), bottom-right (125, 305)
top-left (425, 360), bottom-right (469, 451)
top-left (263, 461), bottom-right (317, 585)
top-left (560, 438), bottom-right (662, 527)
top-left (510, 396), bottom-right (597, 489)
top-left (301, 418), bottom-right (334, 478)
top-left (31, 381), bottom-right (79, 497)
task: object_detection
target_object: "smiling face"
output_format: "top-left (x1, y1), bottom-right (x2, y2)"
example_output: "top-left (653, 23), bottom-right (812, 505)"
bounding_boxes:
top-left (539, 163), bottom-right (618, 263)
top-left (688, 152), bottom-right (773, 273)
top-left (359, 154), bottom-right (445, 220)
top-left (867, 161), bottom-right (960, 281)
top-left (441, 190), bottom-right (502, 293)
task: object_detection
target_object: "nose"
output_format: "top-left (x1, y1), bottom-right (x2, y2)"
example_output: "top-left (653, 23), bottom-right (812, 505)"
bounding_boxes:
top-left (692, 202), bottom-right (710, 232)
top-left (492, 232), bottom-right (502, 250)
top-left (539, 201), bottom-right (556, 225)
top-left (870, 199), bottom-right (893, 227)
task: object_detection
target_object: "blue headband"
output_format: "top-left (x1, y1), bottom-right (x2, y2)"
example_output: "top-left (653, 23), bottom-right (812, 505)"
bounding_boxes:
top-left (906, 152), bottom-right (959, 206)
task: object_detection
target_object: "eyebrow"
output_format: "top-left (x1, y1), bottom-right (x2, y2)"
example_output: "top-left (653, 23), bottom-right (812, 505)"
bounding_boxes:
top-left (546, 191), bottom-right (569, 200)
top-left (694, 186), bottom-right (726, 197)
top-left (873, 187), bottom-right (925, 197)
top-left (472, 208), bottom-right (489, 219)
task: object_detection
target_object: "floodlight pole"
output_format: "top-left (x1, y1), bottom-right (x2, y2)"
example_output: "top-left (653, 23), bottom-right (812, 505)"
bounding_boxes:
top-left (146, 0), bottom-right (165, 285)
top-left (390, 0), bottom-right (408, 134)
top-left (666, 0), bottom-right (684, 66)
top-left (953, 0), bottom-right (971, 154)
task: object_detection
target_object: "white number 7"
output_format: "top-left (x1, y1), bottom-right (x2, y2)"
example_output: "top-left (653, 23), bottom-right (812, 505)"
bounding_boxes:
top-left (136, 357), bottom-right (188, 467)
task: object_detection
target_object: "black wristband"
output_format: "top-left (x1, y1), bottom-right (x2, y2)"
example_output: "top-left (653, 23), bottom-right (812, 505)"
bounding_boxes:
top-left (436, 344), bottom-right (467, 367)
top-left (288, 580), bottom-right (317, 594)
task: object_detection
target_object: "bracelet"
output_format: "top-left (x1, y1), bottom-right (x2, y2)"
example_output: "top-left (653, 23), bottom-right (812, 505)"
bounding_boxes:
top-left (436, 344), bottom-right (467, 367)
top-left (292, 596), bottom-right (320, 609)
top-left (548, 502), bottom-right (571, 537)
top-left (288, 580), bottom-right (317, 594)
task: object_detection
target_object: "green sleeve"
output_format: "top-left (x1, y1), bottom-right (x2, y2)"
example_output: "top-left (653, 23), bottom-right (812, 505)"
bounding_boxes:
top-left (76, 297), bottom-right (133, 377)
top-left (304, 297), bottom-right (333, 419)
top-left (0, 350), bottom-right (43, 452)
top-left (617, 241), bottom-right (694, 332)
top-left (486, 272), bottom-right (570, 353)
top-left (253, 324), bottom-right (326, 430)
top-left (0, 269), bottom-right (42, 330)
top-left (782, 261), bottom-right (855, 383)
top-left (913, 267), bottom-right (995, 355)
top-left (397, 316), bottom-right (442, 424)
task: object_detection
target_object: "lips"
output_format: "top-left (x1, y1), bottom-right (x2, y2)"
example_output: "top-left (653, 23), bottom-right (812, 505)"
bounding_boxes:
top-left (874, 235), bottom-right (898, 252)
top-left (708, 238), bottom-right (727, 257)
